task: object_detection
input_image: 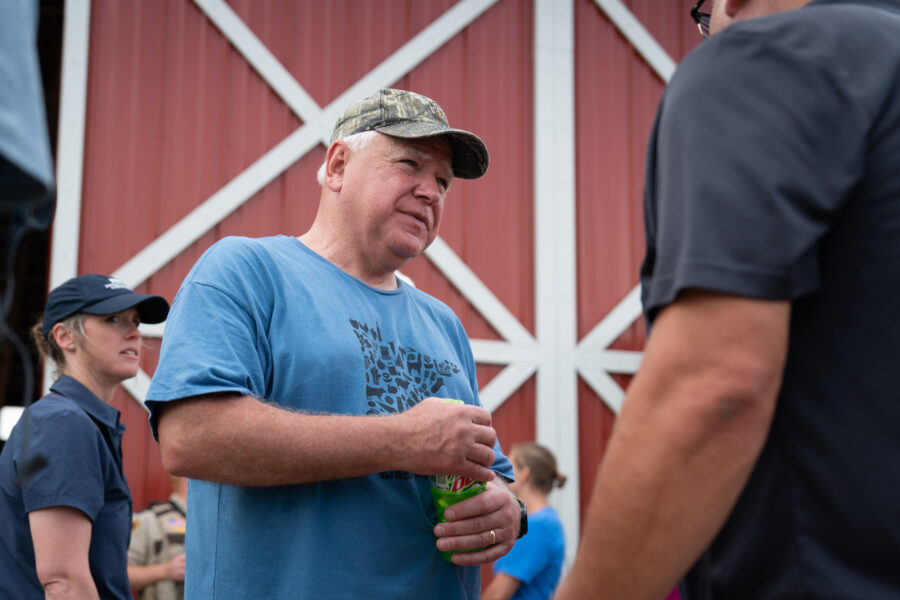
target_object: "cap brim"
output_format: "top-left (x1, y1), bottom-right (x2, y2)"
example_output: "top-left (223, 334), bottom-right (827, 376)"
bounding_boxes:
top-left (82, 293), bottom-right (170, 324)
top-left (375, 123), bottom-right (489, 179)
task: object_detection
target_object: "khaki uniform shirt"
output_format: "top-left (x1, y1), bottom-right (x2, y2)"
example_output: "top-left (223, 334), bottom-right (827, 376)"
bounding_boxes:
top-left (128, 494), bottom-right (186, 600)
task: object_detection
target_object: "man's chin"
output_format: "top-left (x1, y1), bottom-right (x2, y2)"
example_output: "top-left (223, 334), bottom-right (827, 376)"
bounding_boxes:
top-left (389, 237), bottom-right (431, 261)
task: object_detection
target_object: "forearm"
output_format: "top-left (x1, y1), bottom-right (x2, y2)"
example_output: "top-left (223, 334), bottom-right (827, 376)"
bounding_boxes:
top-left (159, 395), bottom-right (407, 485)
top-left (482, 572), bottom-right (521, 600)
top-left (558, 293), bottom-right (788, 599)
top-left (158, 395), bottom-right (498, 486)
top-left (563, 382), bottom-right (774, 598)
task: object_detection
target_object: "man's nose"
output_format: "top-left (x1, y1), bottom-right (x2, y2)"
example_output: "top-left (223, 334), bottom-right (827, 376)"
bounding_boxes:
top-left (415, 176), bottom-right (443, 204)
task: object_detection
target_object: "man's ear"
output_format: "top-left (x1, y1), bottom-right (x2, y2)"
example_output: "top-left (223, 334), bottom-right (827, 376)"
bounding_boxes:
top-left (723, 0), bottom-right (747, 18)
top-left (324, 141), bottom-right (349, 192)
top-left (519, 465), bottom-right (531, 484)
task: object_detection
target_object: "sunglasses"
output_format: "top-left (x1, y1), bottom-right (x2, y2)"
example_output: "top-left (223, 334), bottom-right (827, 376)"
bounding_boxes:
top-left (691, 0), bottom-right (711, 38)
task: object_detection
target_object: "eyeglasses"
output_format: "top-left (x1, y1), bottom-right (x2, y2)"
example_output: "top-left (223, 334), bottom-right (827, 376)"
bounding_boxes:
top-left (690, 0), bottom-right (711, 38)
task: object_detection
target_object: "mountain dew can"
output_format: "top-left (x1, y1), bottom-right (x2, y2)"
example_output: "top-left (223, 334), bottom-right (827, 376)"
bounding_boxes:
top-left (431, 474), bottom-right (487, 561)
top-left (431, 400), bottom-right (487, 561)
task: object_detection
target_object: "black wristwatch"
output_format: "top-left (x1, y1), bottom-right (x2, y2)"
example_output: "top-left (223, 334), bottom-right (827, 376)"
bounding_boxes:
top-left (515, 497), bottom-right (528, 539)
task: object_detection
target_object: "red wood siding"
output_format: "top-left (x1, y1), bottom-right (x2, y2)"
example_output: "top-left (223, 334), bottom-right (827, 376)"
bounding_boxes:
top-left (573, 0), bottom-right (701, 525)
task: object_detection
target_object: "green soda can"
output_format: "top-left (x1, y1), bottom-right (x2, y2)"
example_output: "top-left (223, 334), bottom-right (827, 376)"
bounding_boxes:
top-left (431, 474), bottom-right (487, 561)
top-left (431, 399), bottom-right (487, 562)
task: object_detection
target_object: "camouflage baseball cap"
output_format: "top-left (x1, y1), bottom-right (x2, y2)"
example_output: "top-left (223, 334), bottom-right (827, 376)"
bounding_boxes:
top-left (329, 88), bottom-right (489, 179)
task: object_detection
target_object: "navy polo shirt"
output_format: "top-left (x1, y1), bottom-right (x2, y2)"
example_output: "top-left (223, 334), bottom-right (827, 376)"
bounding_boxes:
top-left (0, 376), bottom-right (132, 599)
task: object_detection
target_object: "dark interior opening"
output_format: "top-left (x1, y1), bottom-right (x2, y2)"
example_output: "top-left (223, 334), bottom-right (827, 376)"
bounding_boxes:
top-left (1, 0), bottom-right (64, 449)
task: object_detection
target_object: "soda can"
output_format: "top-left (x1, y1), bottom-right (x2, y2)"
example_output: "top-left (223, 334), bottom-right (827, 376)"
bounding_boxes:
top-left (431, 400), bottom-right (488, 561)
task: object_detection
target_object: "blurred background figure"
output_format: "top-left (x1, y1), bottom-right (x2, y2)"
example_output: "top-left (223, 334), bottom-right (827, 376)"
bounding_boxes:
top-left (1, 0), bottom-right (55, 416)
top-left (128, 475), bottom-right (188, 600)
top-left (0, 274), bottom-right (168, 599)
top-left (483, 442), bottom-right (566, 600)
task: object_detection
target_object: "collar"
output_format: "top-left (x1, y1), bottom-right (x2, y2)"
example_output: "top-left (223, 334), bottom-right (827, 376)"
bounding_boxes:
top-left (809, 0), bottom-right (900, 13)
top-left (49, 375), bottom-right (123, 431)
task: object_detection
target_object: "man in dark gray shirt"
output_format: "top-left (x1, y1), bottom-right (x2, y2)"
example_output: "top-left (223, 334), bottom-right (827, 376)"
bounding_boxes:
top-left (558, 0), bottom-right (900, 598)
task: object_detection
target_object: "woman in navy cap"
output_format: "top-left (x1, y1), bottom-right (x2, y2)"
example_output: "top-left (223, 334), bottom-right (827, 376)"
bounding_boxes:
top-left (0, 274), bottom-right (168, 599)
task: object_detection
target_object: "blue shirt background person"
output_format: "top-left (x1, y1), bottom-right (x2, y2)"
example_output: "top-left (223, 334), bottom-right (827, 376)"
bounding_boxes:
top-left (493, 508), bottom-right (565, 600)
top-left (485, 442), bottom-right (566, 600)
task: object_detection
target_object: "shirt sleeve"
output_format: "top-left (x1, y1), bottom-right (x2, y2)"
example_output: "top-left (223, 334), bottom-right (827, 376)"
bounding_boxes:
top-left (146, 238), bottom-right (275, 438)
top-left (451, 314), bottom-right (514, 481)
top-left (643, 24), bottom-right (870, 317)
top-left (16, 407), bottom-right (106, 520)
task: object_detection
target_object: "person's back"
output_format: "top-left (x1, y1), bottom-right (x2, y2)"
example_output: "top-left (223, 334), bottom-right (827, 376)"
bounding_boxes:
top-left (503, 506), bottom-right (564, 599)
top-left (646, 1), bottom-right (900, 597)
top-left (556, 2), bottom-right (900, 598)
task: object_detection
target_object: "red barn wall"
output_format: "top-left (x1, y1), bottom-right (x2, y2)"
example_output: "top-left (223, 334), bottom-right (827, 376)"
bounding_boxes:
top-left (58, 0), bottom-right (701, 585)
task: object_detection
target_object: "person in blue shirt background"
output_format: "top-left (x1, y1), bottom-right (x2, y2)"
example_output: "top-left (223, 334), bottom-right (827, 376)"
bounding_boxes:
top-left (484, 442), bottom-right (566, 600)
top-left (0, 274), bottom-right (168, 599)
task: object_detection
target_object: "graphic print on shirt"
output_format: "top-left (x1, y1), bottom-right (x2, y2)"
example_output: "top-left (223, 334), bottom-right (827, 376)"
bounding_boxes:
top-left (349, 319), bottom-right (461, 416)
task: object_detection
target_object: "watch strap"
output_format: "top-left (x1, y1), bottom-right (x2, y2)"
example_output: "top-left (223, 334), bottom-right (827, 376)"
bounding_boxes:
top-left (515, 497), bottom-right (528, 539)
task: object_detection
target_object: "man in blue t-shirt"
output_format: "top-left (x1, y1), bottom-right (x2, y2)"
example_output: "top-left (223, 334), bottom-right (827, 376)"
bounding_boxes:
top-left (559, 1), bottom-right (900, 599)
top-left (146, 89), bottom-right (525, 599)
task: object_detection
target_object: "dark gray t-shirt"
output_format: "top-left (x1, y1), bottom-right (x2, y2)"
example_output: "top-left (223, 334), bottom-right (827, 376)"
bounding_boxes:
top-left (640, 1), bottom-right (900, 597)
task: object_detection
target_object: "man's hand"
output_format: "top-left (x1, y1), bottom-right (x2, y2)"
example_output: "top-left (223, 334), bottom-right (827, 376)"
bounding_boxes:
top-left (166, 553), bottom-right (186, 582)
top-left (128, 552), bottom-right (186, 593)
top-left (396, 397), bottom-right (498, 483)
top-left (432, 481), bottom-right (520, 565)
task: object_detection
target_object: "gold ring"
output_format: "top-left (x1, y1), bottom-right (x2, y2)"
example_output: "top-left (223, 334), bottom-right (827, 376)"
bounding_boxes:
top-left (489, 529), bottom-right (496, 545)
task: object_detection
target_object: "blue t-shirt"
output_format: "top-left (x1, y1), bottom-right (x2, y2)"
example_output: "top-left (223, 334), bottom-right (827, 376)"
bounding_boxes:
top-left (0, 376), bottom-right (132, 599)
top-left (146, 235), bottom-right (514, 599)
top-left (493, 506), bottom-right (565, 600)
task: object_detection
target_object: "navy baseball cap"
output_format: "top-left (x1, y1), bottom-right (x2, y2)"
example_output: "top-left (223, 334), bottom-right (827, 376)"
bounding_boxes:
top-left (41, 274), bottom-right (169, 337)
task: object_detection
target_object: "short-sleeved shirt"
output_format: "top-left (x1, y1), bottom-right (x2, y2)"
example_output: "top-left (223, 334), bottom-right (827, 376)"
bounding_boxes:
top-left (493, 506), bottom-right (565, 600)
top-left (641, 1), bottom-right (900, 598)
top-left (0, 375), bottom-right (132, 599)
top-left (146, 235), bottom-right (514, 599)
top-left (128, 494), bottom-right (186, 600)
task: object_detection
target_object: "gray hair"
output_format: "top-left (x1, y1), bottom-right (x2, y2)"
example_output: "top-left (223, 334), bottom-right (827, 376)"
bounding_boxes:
top-left (316, 130), bottom-right (379, 186)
